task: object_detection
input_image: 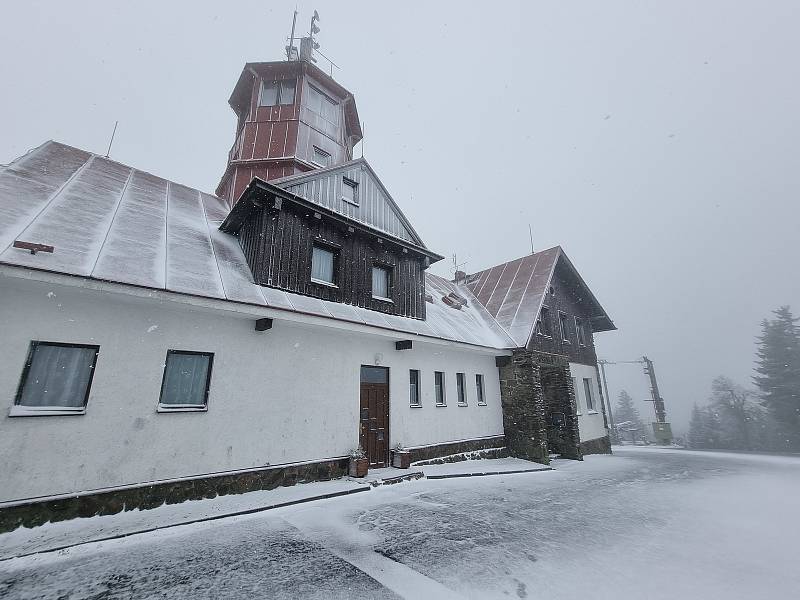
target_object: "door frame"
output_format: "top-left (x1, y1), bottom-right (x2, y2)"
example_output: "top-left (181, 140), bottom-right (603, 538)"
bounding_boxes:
top-left (359, 365), bottom-right (390, 468)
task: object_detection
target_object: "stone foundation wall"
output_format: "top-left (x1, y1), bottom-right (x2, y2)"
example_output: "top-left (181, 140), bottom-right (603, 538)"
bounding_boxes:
top-left (0, 458), bottom-right (347, 534)
top-left (406, 436), bottom-right (506, 464)
top-left (539, 360), bottom-right (582, 460)
top-left (497, 350), bottom-right (549, 464)
top-left (580, 435), bottom-right (612, 455)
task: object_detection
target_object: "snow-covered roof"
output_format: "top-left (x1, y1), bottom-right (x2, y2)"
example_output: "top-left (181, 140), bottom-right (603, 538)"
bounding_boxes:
top-left (465, 247), bottom-right (616, 348)
top-left (0, 141), bottom-right (515, 349)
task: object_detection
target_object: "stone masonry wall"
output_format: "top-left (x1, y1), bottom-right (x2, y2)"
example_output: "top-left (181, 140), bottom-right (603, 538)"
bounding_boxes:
top-left (497, 350), bottom-right (550, 464)
top-left (539, 361), bottom-right (582, 460)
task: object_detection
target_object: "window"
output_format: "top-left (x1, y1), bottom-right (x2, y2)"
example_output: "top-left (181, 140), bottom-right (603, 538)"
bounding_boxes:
top-left (575, 317), bottom-right (586, 346)
top-left (159, 351), bottom-right (213, 411)
top-left (572, 377), bottom-right (581, 414)
top-left (259, 78), bottom-right (296, 106)
top-left (311, 244), bottom-right (336, 285)
top-left (312, 146), bottom-right (331, 167)
top-left (308, 85), bottom-right (339, 123)
top-left (456, 372), bottom-right (467, 405)
top-left (476, 374), bottom-right (486, 405)
top-left (536, 306), bottom-right (553, 337)
top-left (583, 378), bottom-right (596, 412)
top-left (342, 177), bottom-right (358, 205)
top-left (372, 266), bottom-right (391, 300)
top-left (559, 312), bottom-right (570, 342)
top-left (409, 369), bottom-right (420, 406)
top-left (435, 371), bottom-right (446, 406)
top-left (11, 341), bottom-right (99, 416)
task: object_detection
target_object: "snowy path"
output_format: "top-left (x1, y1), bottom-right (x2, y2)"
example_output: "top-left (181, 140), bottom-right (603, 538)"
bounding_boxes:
top-left (1, 447), bottom-right (799, 599)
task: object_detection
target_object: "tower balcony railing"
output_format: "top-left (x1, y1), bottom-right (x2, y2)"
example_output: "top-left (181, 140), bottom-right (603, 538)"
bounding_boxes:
top-left (228, 128), bottom-right (245, 162)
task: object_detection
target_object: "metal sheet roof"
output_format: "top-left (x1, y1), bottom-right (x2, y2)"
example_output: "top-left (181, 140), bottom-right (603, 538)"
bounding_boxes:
top-left (465, 247), bottom-right (616, 348)
top-left (0, 141), bottom-right (514, 350)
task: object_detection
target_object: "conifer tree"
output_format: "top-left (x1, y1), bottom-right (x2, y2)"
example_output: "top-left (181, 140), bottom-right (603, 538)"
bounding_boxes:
top-left (754, 306), bottom-right (800, 450)
top-left (614, 390), bottom-right (645, 442)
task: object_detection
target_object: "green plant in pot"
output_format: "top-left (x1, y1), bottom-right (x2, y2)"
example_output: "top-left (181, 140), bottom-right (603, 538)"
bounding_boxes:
top-left (349, 446), bottom-right (369, 477)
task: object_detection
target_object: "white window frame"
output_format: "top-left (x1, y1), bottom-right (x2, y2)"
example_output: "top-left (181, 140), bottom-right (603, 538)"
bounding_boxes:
top-left (572, 376), bottom-right (582, 415)
top-left (409, 369), bottom-right (421, 407)
top-left (476, 373), bottom-right (487, 406)
top-left (456, 372), bottom-right (468, 406)
top-left (434, 371), bottom-right (446, 406)
top-left (583, 377), bottom-right (597, 413)
top-left (259, 78), bottom-right (296, 107)
top-left (310, 244), bottom-right (337, 287)
top-left (537, 306), bottom-right (553, 338)
top-left (371, 265), bottom-right (392, 302)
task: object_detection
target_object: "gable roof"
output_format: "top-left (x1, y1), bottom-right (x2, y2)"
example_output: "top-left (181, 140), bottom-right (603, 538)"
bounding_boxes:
top-left (0, 141), bottom-right (512, 349)
top-left (465, 246), bottom-right (616, 348)
top-left (269, 158), bottom-right (426, 247)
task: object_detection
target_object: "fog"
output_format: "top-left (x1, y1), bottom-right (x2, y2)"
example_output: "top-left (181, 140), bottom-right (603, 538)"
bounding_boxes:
top-left (2, 1), bottom-right (798, 433)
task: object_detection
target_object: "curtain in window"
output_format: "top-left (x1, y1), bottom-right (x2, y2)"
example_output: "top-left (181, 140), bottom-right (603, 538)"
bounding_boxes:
top-left (372, 267), bottom-right (389, 298)
top-left (279, 79), bottom-right (296, 105)
top-left (161, 353), bottom-right (210, 406)
top-left (312, 246), bottom-right (334, 283)
top-left (18, 344), bottom-right (96, 408)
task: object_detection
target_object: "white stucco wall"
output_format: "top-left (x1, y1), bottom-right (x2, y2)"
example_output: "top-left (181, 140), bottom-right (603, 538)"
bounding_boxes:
top-left (569, 362), bottom-right (608, 443)
top-left (0, 276), bottom-right (504, 503)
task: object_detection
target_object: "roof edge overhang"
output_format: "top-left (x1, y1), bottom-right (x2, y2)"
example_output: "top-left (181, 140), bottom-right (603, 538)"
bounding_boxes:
top-left (219, 177), bottom-right (445, 264)
top-left (553, 247), bottom-right (617, 333)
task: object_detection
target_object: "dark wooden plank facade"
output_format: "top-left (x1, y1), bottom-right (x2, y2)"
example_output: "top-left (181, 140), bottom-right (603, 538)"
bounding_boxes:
top-left (238, 200), bottom-right (428, 319)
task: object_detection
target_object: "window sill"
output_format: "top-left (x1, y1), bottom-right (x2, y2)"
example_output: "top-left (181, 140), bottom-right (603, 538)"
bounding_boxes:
top-left (587, 410), bottom-right (599, 415)
top-left (157, 405), bottom-right (208, 413)
top-left (477, 402), bottom-right (488, 407)
top-left (457, 402), bottom-right (468, 407)
top-left (435, 403), bottom-right (447, 408)
top-left (310, 278), bottom-right (338, 289)
top-left (8, 405), bottom-right (86, 417)
top-left (341, 197), bottom-right (360, 207)
top-left (372, 295), bottom-right (394, 303)
top-left (410, 404), bottom-right (423, 409)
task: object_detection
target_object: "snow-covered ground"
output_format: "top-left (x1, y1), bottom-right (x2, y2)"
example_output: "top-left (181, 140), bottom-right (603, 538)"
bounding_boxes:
top-left (1, 447), bottom-right (799, 599)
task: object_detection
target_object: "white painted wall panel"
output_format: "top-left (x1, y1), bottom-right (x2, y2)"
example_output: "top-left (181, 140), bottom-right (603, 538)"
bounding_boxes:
top-left (569, 362), bottom-right (608, 443)
top-left (0, 277), bottom-right (504, 503)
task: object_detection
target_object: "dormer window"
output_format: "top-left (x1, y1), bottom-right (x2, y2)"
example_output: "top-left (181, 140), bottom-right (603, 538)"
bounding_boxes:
top-left (259, 79), bottom-right (296, 107)
top-left (312, 146), bottom-right (331, 167)
top-left (311, 244), bottom-right (336, 286)
top-left (342, 178), bottom-right (358, 206)
top-left (372, 265), bottom-right (391, 300)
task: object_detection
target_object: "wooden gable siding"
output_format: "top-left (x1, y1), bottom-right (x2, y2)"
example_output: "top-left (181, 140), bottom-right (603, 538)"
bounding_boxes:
top-left (282, 165), bottom-right (418, 244)
top-left (239, 204), bottom-right (427, 320)
top-left (527, 261), bottom-right (599, 366)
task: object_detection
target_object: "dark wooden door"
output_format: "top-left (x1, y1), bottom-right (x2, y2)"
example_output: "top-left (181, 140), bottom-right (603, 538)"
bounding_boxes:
top-left (360, 366), bottom-right (389, 468)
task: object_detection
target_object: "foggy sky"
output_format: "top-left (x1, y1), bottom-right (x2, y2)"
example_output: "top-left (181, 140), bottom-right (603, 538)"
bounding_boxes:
top-left (2, 1), bottom-right (799, 433)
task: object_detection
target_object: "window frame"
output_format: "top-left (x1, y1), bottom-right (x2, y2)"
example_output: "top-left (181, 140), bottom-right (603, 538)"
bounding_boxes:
top-left (342, 177), bottom-right (359, 206)
top-left (312, 146), bottom-right (331, 167)
top-left (572, 376), bottom-right (582, 415)
top-left (558, 311), bottom-right (570, 343)
top-left (310, 242), bottom-right (338, 287)
top-left (456, 372), bottom-right (468, 406)
top-left (536, 306), bottom-right (553, 338)
top-left (10, 341), bottom-right (100, 417)
top-left (308, 84), bottom-right (339, 124)
top-left (259, 78), bottom-right (296, 107)
top-left (476, 373), bottom-right (487, 406)
top-left (434, 371), bottom-right (446, 406)
top-left (409, 369), bottom-right (421, 407)
top-left (583, 377), bottom-right (596, 412)
top-left (157, 349), bottom-right (214, 412)
top-left (371, 264), bottom-right (392, 302)
top-left (575, 316), bottom-right (587, 347)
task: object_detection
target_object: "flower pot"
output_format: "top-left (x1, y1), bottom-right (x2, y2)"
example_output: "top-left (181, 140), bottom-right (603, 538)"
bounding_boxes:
top-left (349, 457), bottom-right (369, 477)
top-left (392, 450), bottom-right (411, 469)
